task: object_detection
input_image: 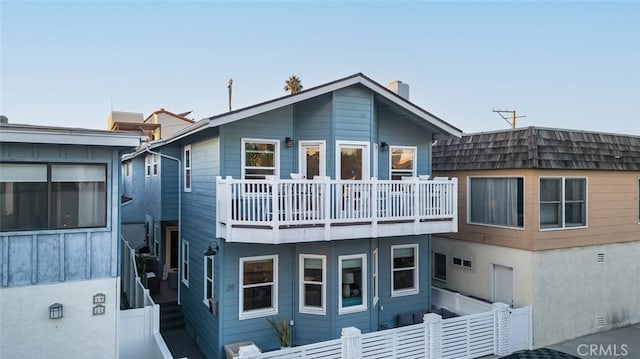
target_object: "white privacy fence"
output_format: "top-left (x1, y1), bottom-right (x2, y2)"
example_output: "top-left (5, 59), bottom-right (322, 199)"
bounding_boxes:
top-left (431, 286), bottom-right (494, 315)
top-left (218, 177), bottom-right (456, 224)
top-left (239, 300), bottom-right (531, 359)
top-left (119, 238), bottom-right (172, 359)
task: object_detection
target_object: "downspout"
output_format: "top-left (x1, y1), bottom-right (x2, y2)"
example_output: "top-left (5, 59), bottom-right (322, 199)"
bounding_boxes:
top-left (146, 148), bottom-right (182, 305)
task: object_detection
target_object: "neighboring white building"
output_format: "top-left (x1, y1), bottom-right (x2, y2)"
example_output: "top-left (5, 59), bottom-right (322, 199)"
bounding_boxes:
top-left (431, 127), bottom-right (640, 347)
top-left (0, 123), bottom-right (140, 358)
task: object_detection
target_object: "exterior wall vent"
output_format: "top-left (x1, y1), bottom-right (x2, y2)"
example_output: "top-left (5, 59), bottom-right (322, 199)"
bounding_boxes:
top-left (595, 315), bottom-right (606, 328)
top-left (596, 253), bottom-right (605, 263)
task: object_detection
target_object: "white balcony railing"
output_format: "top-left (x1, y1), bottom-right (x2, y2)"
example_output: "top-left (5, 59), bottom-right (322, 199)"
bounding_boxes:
top-left (216, 176), bottom-right (457, 244)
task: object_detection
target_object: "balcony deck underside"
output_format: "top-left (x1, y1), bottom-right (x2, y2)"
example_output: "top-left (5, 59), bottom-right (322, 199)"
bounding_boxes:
top-left (218, 218), bottom-right (456, 244)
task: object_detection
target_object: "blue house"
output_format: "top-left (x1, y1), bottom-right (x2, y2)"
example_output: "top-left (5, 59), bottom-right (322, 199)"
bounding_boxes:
top-left (0, 123), bottom-right (140, 358)
top-left (129, 73), bottom-right (462, 358)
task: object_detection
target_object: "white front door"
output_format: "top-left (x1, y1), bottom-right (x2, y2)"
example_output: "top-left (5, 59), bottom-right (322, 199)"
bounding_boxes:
top-left (493, 264), bottom-right (514, 307)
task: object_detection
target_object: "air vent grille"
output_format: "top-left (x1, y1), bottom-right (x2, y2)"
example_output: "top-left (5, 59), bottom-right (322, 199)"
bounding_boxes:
top-left (596, 253), bottom-right (605, 263)
top-left (595, 315), bottom-right (605, 328)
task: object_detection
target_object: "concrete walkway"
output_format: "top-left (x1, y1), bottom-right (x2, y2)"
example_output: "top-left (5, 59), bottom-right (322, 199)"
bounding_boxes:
top-left (546, 323), bottom-right (640, 358)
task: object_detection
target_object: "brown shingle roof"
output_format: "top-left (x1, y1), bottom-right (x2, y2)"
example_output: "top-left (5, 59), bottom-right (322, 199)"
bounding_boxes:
top-left (432, 127), bottom-right (640, 171)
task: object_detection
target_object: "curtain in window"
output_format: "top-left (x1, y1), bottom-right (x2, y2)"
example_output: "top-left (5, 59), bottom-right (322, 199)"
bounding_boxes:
top-left (470, 178), bottom-right (520, 227)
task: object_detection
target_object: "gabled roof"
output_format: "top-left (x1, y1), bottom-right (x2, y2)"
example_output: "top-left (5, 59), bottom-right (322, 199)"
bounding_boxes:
top-left (0, 123), bottom-right (142, 147)
top-left (154, 73), bottom-right (462, 147)
top-left (145, 108), bottom-right (195, 124)
top-left (432, 126), bottom-right (640, 171)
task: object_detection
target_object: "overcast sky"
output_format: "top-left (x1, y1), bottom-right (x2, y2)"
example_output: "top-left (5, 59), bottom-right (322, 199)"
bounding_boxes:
top-left (1, 1), bottom-right (639, 135)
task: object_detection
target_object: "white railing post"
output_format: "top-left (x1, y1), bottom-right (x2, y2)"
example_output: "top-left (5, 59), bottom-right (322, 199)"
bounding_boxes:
top-left (493, 302), bottom-right (511, 356)
top-left (270, 176), bottom-right (280, 243)
top-left (341, 326), bottom-right (362, 359)
top-left (423, 313), bottom-right (443, 359)
top-left (371, 178), bottom-right (378, 237)
top-left (225, 176), bottom-right (234, 241)
top-left (451, 177), bottom-right (458, 231)
top-left (324, 179), bottom-right (332, 240)
top-left (412, 177), bottom-right (420, 234)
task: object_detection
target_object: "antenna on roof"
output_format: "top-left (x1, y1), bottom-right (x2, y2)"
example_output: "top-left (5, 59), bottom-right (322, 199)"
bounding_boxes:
top-left (228, 79), bottom-right (233, 112)
top-left (493, 108), bottom-right (527, 129)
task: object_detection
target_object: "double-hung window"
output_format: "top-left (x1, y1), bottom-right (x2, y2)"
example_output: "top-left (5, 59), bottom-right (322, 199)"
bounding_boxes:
top-left (299, 254), bottom-right (326, 315)
top-left (469, 177), bottom-right (524, 228)
top-left (145, 155), bottom-right (151, 177)
top-left (372, 249), bottom-right (379, 306)
top-left (240, 255), bottom-right (278, 319)
top-left (390, 146), bottom-right (416, 180)
top-left (391, 244), bottom-right (418, 296)
top-left (339, 254), bottom-right (367, 314)
top-left (242, 139), bottom-right (279, 180)
top-left (203, 254), bottom-right (214, 305)
top-left (181, 240), bottom-right (189, 286)
top-left (540, 177), bottom-right (586, 229)
top-left (0, 163), bottom-right (107, 231)
top-left (152, 155), bottom-right (159, 176)
top-left (184, 145), bottom-right (192, 192)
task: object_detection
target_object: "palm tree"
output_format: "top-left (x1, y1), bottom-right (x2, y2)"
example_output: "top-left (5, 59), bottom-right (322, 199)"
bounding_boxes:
top-left (284, 75), bottom-right (303, 94)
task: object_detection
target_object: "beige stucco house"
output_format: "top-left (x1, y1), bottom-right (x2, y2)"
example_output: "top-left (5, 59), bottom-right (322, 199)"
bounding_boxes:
top-left (431, 127), bottom-right (640, 347)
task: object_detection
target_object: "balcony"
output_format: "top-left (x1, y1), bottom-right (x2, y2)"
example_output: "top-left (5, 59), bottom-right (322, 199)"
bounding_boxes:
top-left (216, 176), bottom-right (457, 244)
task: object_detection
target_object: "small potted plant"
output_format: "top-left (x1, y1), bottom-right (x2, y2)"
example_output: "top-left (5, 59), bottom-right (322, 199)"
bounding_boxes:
top-left (266, 317), bottom-right (292, 348)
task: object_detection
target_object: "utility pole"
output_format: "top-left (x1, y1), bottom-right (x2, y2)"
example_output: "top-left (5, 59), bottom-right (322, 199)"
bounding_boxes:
top-left (493, 108), bottom-right (527, 129)
top-left (228, 79), bottom-right (233, 112)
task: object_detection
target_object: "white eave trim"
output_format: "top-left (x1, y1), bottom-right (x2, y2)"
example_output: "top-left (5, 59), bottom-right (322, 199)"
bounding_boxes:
top-left (1, 127), bottom-right (142, 147)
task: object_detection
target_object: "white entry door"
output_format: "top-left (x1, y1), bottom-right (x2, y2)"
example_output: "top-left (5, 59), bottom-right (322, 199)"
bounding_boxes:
top-left (493, 264), bottom-right (514, 307)
top-left (336, 141), bottom-right (370, 180)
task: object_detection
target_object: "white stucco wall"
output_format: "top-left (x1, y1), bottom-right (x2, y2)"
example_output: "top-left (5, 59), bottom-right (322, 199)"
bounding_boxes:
top-left (431, 236), bottom-right (534, 308)
top-left (0, 278), bottom-right (119, 359)
top-left (533, 242), bottom-right (640, 347)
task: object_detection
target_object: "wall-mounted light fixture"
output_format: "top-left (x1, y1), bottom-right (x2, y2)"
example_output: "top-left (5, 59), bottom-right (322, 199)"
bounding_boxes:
top-left (285, 137), bottom-right (293, 148)
top-left (49, 303), bottom-right (63, 319)
top-left (204, 242), bottom-right (219, 256)
top-left (380, 142), bottom-right (388, 151)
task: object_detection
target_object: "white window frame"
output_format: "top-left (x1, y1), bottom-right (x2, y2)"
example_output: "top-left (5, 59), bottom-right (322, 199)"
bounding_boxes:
top-left (181, 240), bottom-right (189, 286)
top-left (452, 256), bottom-right (473, 269)
top-left (203, 254), bottom-right (214, 306)
top-left (152, 154), bottom-right (159, 176)
top-left (153, 222), bottom-right (160, 258)
top-left (467, 176), bottom-right (525, 230)
top-left (299, 254), bottom-right (326, 315)
top-left (298, 140), bottom-right (326, 179)
top-left (389, 145), bottom-right (417, 180)
top-left (145, 155), bottom-right (151, 177)
top-left (539, 176), bottom-right (588, 230)
top-left (123, 161), bottom-right (131, 177)
top-left (241, 138), bottom-right (280, 180)
top-left (239, 255), bottom-right (278, 320)
top-left (391, 244), bottom-right (419, 297)
top-left (338, 254), bottom-right (367, 315)
top-left (336, 141), bottom-right (370, 180)
top-left (184, 144), bottom-right (192, 192)
top-left (433, 252), bottom-right (446, 282)
top-left (372, 248), bottom-right (379, 306)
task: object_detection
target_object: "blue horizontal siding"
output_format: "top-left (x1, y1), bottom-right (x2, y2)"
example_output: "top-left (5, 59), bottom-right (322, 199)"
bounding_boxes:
top-left (221, 106), bottom-right (294, 179)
